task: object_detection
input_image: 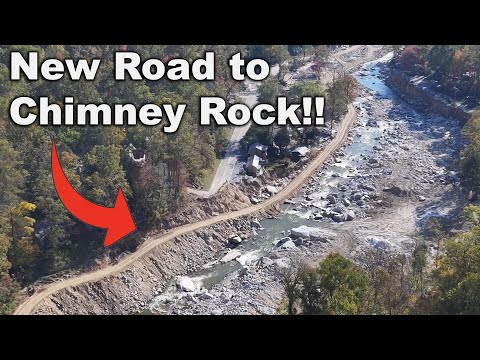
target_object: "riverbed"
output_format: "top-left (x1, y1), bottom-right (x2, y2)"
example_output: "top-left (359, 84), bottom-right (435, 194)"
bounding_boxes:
top-left (145, 52), bottom-right (466, 315)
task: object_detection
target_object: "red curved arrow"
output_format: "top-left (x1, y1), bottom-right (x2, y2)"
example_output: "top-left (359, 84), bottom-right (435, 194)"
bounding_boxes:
top-left (51, 138), bottom-right (136, 246)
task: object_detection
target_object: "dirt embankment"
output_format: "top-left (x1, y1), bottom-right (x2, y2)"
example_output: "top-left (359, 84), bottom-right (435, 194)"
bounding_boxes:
top-left (153, 184), bottom-right (253, 232)
top-left (33, 211), bottom-right (278, 314)
top-left (386, 70), bottom-right (473, 123)
top-left (28, 184), bottom-right (257, 314)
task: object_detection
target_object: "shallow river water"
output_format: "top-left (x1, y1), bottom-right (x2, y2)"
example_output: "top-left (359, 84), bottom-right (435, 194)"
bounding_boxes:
top-left (147, 53), bottom-right (405, 312)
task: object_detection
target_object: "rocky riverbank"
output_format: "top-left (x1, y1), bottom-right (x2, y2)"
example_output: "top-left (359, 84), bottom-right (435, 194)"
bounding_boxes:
top-left (32, 210), bottom-right (284, 314)
top-left (150, 59), bottom-right (469, 315)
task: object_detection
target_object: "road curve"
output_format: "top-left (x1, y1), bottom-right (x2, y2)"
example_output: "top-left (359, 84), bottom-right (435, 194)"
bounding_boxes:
top-left (16, 45), bottom-right (380, 315)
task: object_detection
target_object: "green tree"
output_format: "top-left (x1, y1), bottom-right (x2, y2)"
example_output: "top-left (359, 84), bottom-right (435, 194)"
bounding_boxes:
top-left (428, 45), bottom-right (454, 75)
top-left (289, 80), bottom-right (325, 101)
top-left (432, 224), bottom-right (480, 314)
top-left (258, 78), bottom-right (281, 105)
top-left (297, 264), bottom-right (323, 314)
top-left (296, 253), bottom-right (372, 315)
top-left (317, 253), bottom-right (372, 314)
top-left (412, 241), bottom-right (428, 293)
top-left (7, 201), bottom-right (38, 282)
top-left (0, 139), bottom-right (26, 212)
top-left (274, 128), bottom-right (291, 156)
top-left (83, 145), bottom-right (132, 206)
top-left (276, 260), bottom-right (301, 315)
top-left (460, 113), bottom-right (480, 200)
top-left (0, 274), bottom-right (19, 314)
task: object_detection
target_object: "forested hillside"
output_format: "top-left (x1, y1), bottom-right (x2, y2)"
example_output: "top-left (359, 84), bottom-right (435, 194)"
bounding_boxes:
top-left (0, 45), bottom-right (295, 313)
top-left (392, 45), bottom-right (480, 103)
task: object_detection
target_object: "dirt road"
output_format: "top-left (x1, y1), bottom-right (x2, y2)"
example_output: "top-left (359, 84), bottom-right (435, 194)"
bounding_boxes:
top-left (15, 46), bottom-right (383, 315)
top-left (15, 104), bottom-right (356, 315)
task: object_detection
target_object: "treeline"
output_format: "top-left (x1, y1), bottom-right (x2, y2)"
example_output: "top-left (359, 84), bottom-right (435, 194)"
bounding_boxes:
top-left (392, 45), bottom-right (480, 102)
top-left (0, 45), bottom-right (293, 313)
top-left (278, 204), bottom-right (480, 315)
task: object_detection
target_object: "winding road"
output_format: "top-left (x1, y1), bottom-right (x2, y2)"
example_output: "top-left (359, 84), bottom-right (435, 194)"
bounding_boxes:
top-left (15, 46), bottom-right (382, 315)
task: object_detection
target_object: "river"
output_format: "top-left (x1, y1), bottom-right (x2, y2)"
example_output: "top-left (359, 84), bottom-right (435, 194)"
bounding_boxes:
top-left (142, 52), bottom-right (410, 313)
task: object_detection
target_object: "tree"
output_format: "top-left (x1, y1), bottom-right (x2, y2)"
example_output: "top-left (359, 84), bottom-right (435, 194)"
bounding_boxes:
top-left (0, 139), bottom-right (26, 213)
top-left (247, 45), bottom-right (290, 80)
top-left (398, 46), bottom-right (420, 72)
top-left (258, 78), bottom-right (281, 105)
top-left (296, 253), bottom-right (372, 315)
top-left (462, 204), bottom-right (480, 224)
top-left (289, 80), bottom-right (326, 141)
top-left (289, 80), bottom-right (325, 101)
top-left (412, 241), bottom-right (428, 293)
top-left (460, 112), bottom-right (480, 200)
top-left (426, 218), bottom-right (443, 265)
top-left (326, 79), bottom-right (348, 133)
top-left (7, 201), bottom-right (38, 282)
top-left (428, 45), bottom-right (454, 76)
top-left (274, 128), bottom-right (290, 156)
top-left (0, 274), bottom-right (19, 314)
top-left (276, 260), bottom-right (301, 315)
top-left (317, 253), bottom-right (372, 314)
top-left (370, 254), bottom-right (415, 315)
top-left (241, 125), bottom-right (273, 153)
top-left (297, 264), bottom-right (323, 314)
top-left (311, 46), bottom-right (330, 79)
top-left (432, 223), bottom-right (480, 314)
top-left (83, 145), bottom-right (132, 206)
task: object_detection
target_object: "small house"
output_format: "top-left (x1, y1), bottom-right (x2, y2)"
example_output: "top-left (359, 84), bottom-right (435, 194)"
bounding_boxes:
top-left (246, 155), bottom-right (262, 176)
top-left (291, 146), bottom-right (310, 161)
top-left (248, 143), bottom-right (268, 160)
top-left (126, 143), bottom-right (146, 167)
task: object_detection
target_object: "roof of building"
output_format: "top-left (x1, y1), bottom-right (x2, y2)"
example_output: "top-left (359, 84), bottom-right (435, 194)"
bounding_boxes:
top-left (249, 143), bottom-right (269, 153)
top-left (292, 146), bottom-right (310, 156)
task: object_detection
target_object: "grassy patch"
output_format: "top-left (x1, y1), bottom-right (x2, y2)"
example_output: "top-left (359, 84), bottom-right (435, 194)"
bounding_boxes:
top-left (223, 126), bottom-right (235, 141)
top-left (200, 157), bottom-right (221, 190)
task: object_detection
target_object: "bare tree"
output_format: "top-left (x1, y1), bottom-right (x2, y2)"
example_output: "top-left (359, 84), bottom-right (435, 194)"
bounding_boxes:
top-left (276, 259), bottom-right (302, 315)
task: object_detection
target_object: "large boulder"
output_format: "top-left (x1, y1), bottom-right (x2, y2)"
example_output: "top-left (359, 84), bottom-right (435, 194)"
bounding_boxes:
top-left (326, 194), bottom-right (337, 204)
top-left (346, 210), bottom-right (356, 221)
top-left (228, 235), bottom-right (242, 245)
top-left (199, 292), bottom-right (215, 300)
top-left (367, 237), bottom-right (393, 250)
top-left (278, 236), bottom-right (292, 245)
top-left (290, 225), bottom-right (336, 242)
top-left (220, 250), bottom-right (242, 263)
top-left (176, 276), bottom-right (196, 292)
top-left (251, 219), bottom-right (262, 228)
top-left (280, 240), bottom-right (297, 250)
top-left (259, 256), bottom-right (274, 267)
top-left (265, 186), bottom-right (279, 195)
top-left (342, 198), bottom-right (351, 207)
top-left (250, 196), bottom-right (261, 204)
